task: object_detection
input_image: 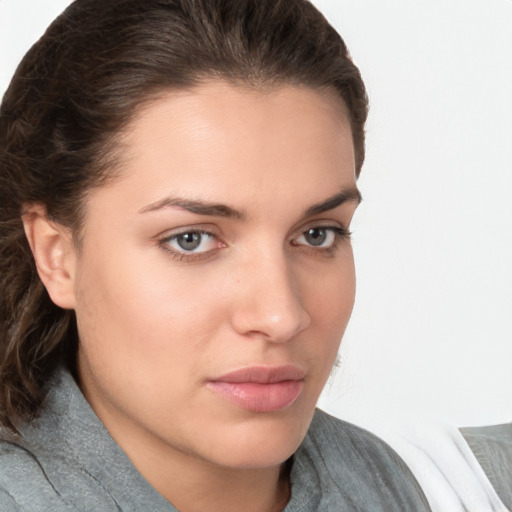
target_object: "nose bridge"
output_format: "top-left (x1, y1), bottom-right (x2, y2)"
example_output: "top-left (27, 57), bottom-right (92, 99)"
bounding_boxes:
top-left (231, 246), bottom-right (311, 342)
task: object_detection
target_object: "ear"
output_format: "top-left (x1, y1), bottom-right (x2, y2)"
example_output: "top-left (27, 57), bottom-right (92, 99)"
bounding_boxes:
top-left (22, 204), bottom-right (77, 309)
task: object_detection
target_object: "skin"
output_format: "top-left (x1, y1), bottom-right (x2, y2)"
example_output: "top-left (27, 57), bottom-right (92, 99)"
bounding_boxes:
top-left (27, 82), bottom-right (360, 512)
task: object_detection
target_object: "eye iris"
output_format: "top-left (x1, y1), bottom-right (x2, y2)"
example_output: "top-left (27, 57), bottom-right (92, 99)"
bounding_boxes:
top-left (176, 232), bottom-right (201, 251)
top-left (305, 228), bottom-right (327, 246)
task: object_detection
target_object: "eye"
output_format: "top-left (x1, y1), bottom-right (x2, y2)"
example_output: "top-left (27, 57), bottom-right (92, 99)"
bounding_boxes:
top-left (161, 230), bottom-right (221, 258)
top-left (293, 226), bottom-right (350, 249)
top-left (301, 227), bottom-right (334, 247)
top-left (173, 232), bottom-right (208, 251)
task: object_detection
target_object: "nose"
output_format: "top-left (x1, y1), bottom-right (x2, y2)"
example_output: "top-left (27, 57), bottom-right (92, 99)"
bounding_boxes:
top-left (230, 252), bottom-right (311, 343)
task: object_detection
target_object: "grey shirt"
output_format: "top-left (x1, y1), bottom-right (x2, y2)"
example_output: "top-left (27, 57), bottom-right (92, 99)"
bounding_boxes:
top-left (461, 423), bottom-right (512, 511)
top-left (0, 367), bottom-right (431, 511)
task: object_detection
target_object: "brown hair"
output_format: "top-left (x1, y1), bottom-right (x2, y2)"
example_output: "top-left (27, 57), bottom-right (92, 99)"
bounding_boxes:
top-left (0, 0), bottom-right (368, 431)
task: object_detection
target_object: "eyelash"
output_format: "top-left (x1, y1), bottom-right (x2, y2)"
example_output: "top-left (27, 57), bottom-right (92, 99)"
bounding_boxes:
top-left (158, 225), bottom-right (351, 262)
top-left (158, 228), bottom-right (221, 262)
top-left (292, 226), bottom-right (352, 256)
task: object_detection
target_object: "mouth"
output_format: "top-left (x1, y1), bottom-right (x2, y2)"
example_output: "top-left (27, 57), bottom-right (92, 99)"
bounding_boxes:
top-left (206, 365), bottom-right (305, 413)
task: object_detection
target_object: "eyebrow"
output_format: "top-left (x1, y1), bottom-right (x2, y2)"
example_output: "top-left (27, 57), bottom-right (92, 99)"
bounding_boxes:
top-left (139, 197), bottom-right (244, 219)
top-left (304, 187), bottom-right (362, 216)
top-left (139, 187), bottom-right (361, 219)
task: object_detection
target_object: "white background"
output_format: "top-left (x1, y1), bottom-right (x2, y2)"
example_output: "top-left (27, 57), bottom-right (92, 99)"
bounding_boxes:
top-left (1, 0), bottom-right (511, 429)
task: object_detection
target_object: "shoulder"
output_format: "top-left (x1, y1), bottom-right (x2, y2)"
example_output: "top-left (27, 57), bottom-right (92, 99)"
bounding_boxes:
top-left (461, 422), bottom-right (512, 457)
top-left (460, 422), bottom-right (512, 510)
top-left (0, 434), bottom-right (74, 511)
top-left (291, 409), bottom-right (431, 511)
top-left (0, 428), bottom-right (118, 511)
top-left (0, 370), bottom-right (83, 510)
top-left (371, 418), bottom-right (512, 512)
top-left (0, 491), bottom-right (23, 512)
top-left (0, 475), bottom-right (23, 512)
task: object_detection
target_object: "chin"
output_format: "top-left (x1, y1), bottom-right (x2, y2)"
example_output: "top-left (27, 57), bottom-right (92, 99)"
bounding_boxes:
top-left (199, 405), bottom-right (315, 469)
top-left (208, 435), bottom-right (301, 470)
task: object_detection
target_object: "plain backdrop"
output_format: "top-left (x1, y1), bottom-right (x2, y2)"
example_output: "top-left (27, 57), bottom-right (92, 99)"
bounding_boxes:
top-left (1, 0), bottom-right (511, 429)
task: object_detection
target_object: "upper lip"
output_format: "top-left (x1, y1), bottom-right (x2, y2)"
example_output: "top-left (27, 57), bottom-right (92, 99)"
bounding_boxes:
top-left (210, 365), bottom-right (305, 384)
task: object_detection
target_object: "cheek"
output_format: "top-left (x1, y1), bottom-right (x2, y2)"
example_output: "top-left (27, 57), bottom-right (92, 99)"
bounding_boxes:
top-left (298, 249), bottom-right (356, 372)
top-left (75, 251), bottom-right (224, 359)
top-left (73, 248), bottom-right (229, 425)
top-left (305, 250), bottom-right (356, 328)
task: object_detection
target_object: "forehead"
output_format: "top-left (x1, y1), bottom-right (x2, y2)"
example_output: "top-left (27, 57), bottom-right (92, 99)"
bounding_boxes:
top-left (90, 81), bottom-right (356, 219)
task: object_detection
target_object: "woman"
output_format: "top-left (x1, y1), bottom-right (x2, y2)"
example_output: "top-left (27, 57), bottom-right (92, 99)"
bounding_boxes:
top-left (0, 1), bottom-right (431, 510)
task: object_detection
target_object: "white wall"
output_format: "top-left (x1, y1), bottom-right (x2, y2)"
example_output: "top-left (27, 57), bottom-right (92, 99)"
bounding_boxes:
top-left (1, 0), bottom-right (511, 428)
top-left (312, 0), bottom-right (512, 428)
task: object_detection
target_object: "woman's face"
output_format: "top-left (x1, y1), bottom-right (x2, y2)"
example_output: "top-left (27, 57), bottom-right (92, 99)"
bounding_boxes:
top-left (72, 81), bottom-right (359, 472)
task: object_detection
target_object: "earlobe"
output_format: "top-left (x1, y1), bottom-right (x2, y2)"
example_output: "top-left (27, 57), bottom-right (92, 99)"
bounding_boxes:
top-left (22, 204), bottom-right (77, 310)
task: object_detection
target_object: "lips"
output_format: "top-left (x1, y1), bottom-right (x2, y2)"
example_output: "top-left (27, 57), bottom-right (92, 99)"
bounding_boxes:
top-left (206, 365), bottom-right (305, 413)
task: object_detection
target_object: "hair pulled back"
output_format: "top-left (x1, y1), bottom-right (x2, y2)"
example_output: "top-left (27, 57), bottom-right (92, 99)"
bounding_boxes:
top-left (0, 0), bottom-right (368, 431)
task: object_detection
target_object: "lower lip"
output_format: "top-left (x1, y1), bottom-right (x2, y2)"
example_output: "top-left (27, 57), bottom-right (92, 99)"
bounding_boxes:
top-left (206, 380), bottom-right (303, 412)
